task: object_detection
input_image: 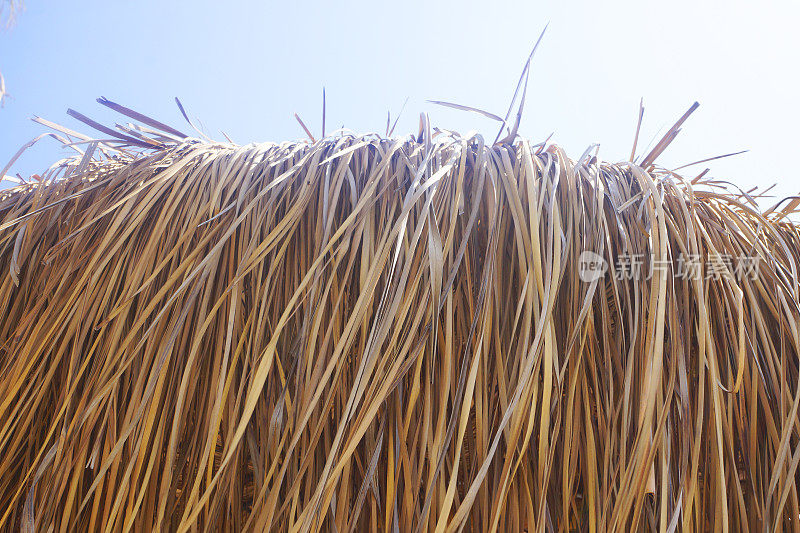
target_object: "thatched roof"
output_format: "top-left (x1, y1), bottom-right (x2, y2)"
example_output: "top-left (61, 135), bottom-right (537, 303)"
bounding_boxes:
top-left (1, 99), bottom-right (799, 531)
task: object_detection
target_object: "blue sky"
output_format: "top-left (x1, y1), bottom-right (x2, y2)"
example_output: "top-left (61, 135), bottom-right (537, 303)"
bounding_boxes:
top-left (1, 0), bottom-right (799, 202)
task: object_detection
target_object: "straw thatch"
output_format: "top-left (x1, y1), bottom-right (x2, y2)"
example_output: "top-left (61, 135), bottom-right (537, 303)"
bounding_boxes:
top-left (0, 100), bottom-right (799, 532)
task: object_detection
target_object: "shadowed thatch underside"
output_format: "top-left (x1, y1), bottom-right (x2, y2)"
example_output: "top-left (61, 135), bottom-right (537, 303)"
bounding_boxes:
top-left (0, 104), bottom-right (799, 532)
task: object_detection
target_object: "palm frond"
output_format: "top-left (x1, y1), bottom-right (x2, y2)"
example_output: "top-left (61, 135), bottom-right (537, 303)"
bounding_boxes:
top-left (0, 102), bottom-right (798, 532)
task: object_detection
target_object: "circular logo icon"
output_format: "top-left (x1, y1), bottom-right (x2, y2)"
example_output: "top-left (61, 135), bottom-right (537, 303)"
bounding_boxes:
top-left (578, 251), bottom-right (607, 283)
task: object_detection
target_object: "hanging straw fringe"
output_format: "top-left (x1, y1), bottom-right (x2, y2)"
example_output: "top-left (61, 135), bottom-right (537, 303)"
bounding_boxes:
top-left (0, 102), bottom-right (798, 532)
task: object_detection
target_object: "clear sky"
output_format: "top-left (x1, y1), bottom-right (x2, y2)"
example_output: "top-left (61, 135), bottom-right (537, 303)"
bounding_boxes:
top-left (1, 0), bottom-right (799, 203)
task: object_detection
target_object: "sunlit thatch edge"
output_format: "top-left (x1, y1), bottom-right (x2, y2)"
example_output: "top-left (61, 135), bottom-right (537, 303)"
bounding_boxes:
top-left (0, 100), bottom-right (799, 531)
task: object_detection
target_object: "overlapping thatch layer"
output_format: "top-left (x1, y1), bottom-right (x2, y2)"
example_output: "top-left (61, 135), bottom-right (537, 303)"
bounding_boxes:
top-left (1, 106), bottom-right (799, 532)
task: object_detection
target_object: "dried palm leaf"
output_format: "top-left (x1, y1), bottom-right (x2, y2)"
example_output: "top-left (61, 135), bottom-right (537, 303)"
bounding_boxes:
top-left (0, 100), bottom-right (798, 532)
